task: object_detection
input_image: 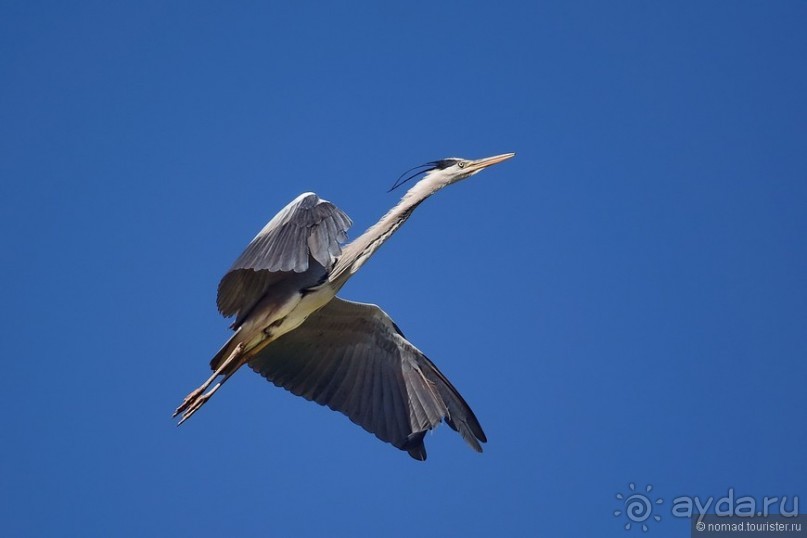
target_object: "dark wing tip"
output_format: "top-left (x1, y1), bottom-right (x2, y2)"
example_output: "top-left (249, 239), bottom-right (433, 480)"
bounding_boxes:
top-left (477, 429), bottom-right (488, 444)
top-left (445, 416), bottom-right (486, 452)
top-left (401, 431), bottom-right (428, 461)
top-left (417, 353), bottom-right (487, 453)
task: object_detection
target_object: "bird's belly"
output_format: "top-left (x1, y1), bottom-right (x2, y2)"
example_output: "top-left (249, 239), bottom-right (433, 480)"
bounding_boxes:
top-left (240, 284), bottom-right (337, 354)
top-left (275, 284), bottom-right (336, 337)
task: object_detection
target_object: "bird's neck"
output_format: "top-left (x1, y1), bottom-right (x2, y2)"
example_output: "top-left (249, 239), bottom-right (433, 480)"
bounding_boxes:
top-left (329, 179), bottom-right (438, 287)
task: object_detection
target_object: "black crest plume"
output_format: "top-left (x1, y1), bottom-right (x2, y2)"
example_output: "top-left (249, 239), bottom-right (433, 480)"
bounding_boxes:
top-left (388, 159), bottom-right (457, 192)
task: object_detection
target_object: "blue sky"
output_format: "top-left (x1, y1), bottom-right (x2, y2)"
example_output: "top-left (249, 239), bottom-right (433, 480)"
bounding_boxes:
top-left (2, 1), bottom-right (806, 536)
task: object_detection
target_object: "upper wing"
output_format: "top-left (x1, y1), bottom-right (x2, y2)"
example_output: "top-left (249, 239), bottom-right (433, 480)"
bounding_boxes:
top-left (216, 193), bottom-right (352, 325)
top-left (247, 297), bottom-right (487, 460)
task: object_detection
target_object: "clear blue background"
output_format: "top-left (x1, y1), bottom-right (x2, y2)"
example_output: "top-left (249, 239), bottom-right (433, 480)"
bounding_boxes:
top-left (2, 2), bottom-right (805, 537)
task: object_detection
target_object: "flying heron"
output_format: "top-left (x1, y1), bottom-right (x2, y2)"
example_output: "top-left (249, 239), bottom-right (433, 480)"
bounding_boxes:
top-left (174, 152), bottom-right (515, 460)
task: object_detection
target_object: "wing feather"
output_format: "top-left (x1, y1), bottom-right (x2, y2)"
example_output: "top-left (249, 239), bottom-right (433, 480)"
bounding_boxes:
top-left (216, 193), bottom-right (352, 325)
top-left (247, 297), bottom-right (486, 460)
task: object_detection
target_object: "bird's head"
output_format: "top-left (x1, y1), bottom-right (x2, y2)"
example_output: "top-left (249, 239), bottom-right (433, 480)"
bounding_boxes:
top-left (389, 152), bottom-right (515, 193)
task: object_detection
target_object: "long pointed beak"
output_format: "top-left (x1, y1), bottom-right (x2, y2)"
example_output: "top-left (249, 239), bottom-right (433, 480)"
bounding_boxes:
top-left (467, 152), bottom-right (516, 173)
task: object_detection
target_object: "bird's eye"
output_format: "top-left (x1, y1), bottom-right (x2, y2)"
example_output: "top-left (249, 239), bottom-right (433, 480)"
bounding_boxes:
top-left (457, 161), bottom-right (466, 168)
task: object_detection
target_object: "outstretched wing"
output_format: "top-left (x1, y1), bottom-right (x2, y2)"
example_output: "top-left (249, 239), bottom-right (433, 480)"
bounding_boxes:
top-left (247, 297), bottom-right (487, 460)
top-left (217, 193), bottom-right (352, 326)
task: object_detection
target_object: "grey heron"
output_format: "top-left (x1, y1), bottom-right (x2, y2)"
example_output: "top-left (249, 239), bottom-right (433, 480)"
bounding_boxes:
top-left (174, 152), bottom-right (515, 460)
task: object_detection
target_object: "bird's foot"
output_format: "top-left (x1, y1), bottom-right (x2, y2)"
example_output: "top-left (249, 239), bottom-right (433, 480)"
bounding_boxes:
top-left (176, 390), bottom-right (214, 426)
top-left (173, 343), bottom-right (244, 424)
top-left (173, 387), bottom-right (204, 419)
